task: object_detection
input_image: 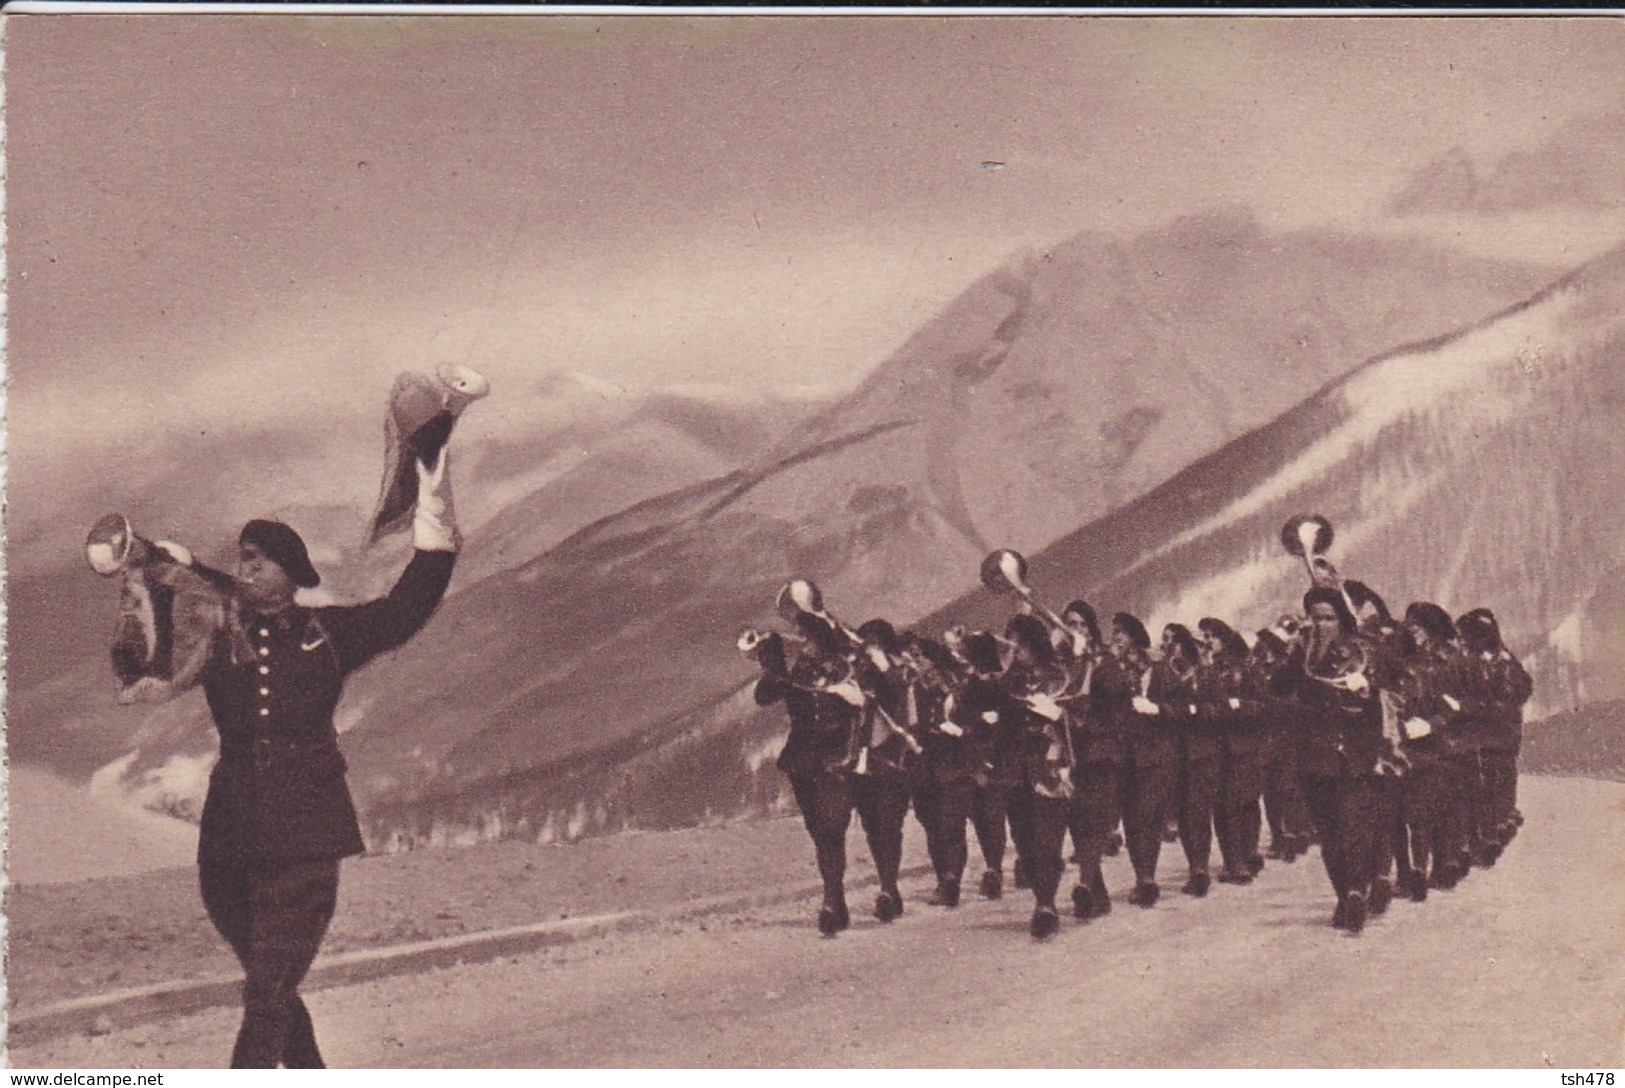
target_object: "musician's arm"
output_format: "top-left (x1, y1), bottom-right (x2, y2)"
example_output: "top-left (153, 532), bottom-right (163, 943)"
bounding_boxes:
top-left (321, 550), bottom-right (457, 675)
top-left (754, 675), bottom-right (791, 706)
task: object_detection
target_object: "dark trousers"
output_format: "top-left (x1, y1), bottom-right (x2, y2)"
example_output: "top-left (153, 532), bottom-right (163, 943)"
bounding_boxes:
top-left (790, 772), bottom-right (856, 909)
top-left (1007, 787), bottom-right (1069, 910)
top-left (1398, 762), bottom-right (1450, 880)
top-left (1069, 760), bottom-right (1122, 898)
top-left (1481, 748), bottom-right (1519, 837)
top-left (1215, 743), bottom-right (1265, 871)
top-left (1121, 759), bottom-right (1177, 885)
top-left (200, 858), bottom-right (341, 1069)
top-left (1299, 774), bottom-right (1380, 901)
top-left (917, 775), bottom-right (1007, 884)
top-left (1439, 752), bottom-right (1479, 868)
top-left (1261, 737), bottom-right (1312, 848)
top-left (854, 771), bottom-right (911, 896)
top-left (1178, 753), bottom-right (1221, 875)
top-left (1370, 774), bottom-right (1404, 881)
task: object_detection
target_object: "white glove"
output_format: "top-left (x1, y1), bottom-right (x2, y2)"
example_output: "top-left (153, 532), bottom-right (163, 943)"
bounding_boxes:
top-left (1402, 716), bottom-right (1433, 740)
top-left (153, 540), bottom-right (194, 567)
top-left (867, 646), bottom-right (891, 672)
top-left (939, 721), bottom-right (965, 738)
top-left (413, 447), bottom-right (461, 552)
top-left (1441, 693), bottom-right (1461, 712)
top-left (826, 681), bottom-right (866, 707)
top-left (981, 710), bottom-right (1000, 724)
top-left (1026, 693), bottom-right (1063, 721)
top-left (1346, 672), bottom-right (1369, 695)
top-left (1228, 697), bottom-right (1241, 711)
top-left (1132, 696), bottom-right (1160, 716)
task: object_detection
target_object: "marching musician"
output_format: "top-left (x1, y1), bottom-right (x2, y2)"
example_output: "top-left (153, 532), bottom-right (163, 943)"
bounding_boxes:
top-left (117, 450), bottom-right (461, 1068)
top-left (1163, 623), bottom-right (1218, 899)
top-left (1346, 580), bottom-right (1406, 919)
top-left (942, 630), bottom-right (1018, 901)
top-left (752, 612), bottom-right (867, 936)
top-left (1251, 626), bottom-right (1312, 864)
top-left (1385, 614), bottom-right (1452, 902)
top-left (1058, 600), bottom-right (1120, 920)
top-left (1403, 602), bottom-right (1473, 890)
top-left (1276, 587), bottom-right (1384, 933)
top-left (1198, 618), bottom-right (1268, 886)
top-left (1101, 612), bottom-right (1180, 908)
top-left (1456, 608), bottom-right (1533, 866)
top-left (996, 613), bottom-right (1075, 938)
top-left (902, 634), bottom-right (968, 908)
top-left (852, 618), bottom-right (918, 924)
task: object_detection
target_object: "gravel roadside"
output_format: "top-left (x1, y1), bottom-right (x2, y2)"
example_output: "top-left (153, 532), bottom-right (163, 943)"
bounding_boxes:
top-left (6, 812), bottom-right (916, 1016)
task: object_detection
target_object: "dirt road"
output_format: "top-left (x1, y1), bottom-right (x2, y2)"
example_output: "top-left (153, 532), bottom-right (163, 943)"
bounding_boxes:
top-left (11, 776), bottom-right (1621, 1068)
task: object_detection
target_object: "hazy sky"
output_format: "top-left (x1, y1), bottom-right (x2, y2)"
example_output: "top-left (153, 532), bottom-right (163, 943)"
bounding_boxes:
top-left (7, 13), bottom-right (1625, 505)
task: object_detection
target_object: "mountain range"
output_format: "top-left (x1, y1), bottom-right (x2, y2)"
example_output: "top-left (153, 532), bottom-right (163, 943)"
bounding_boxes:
top-left (349, 233), bottom-right (1621, 851)
top-left (13, 208), bottom-right (1615, 859)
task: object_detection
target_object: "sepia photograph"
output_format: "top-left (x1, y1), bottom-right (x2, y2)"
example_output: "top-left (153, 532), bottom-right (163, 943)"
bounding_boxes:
top-left (3, 6), bottom-right (1623, 1070)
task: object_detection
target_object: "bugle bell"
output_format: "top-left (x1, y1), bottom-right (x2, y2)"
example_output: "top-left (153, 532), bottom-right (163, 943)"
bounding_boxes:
top-left (775, 578), bottom-right (863, 648)
top-left (1279, 514), bottom-right (1359, 619)
top-left (979, 548), bottom-right (1078, 646)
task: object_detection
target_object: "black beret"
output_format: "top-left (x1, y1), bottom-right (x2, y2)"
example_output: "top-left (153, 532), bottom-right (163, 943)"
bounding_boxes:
top-left (239, 519), bottom-right (320, 589)
top-left (1199, 617), bottom-right (1249, 660)
top-left (1456, 608), bottom-right (1501, 648)
top-left (1404, 602), bottom-right (1456, 642)
top-left (856, 618), bottom-right (902, 655)
top-left (1062, 599), bottom-right (1102, 645)
top-left (1303, 587), bottom-right (1356, 633)
top-left (963, 631), bottom-right (1004, 676)
top-left (1112, 612), bottom-right (1151, 651)
top-left (1161, 622), bottom-right (1199, 662)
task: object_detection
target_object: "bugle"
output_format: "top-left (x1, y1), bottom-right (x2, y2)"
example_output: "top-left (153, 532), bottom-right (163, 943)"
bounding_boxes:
top-left (980, 548), bottom-right (1085, 652)
top-left (1279, 514), bottom-right (1358, 618)
top-left (776, 578), bottom-right (864, 650)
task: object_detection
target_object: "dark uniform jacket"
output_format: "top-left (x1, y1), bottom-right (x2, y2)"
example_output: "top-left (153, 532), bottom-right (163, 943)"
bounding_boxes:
top-left (945, 675), bottom-right (1022, 790)
top-left (1200, 656), bottom-right (1268, 759)
top-left (759, 652), bottom-right (864, 780)
top-left (1276, 635), bottom-right (1382, 779)
top-left (996, 663), bottom-right (1073, 798)
top-left (1062, 653), bottom-right (1124, 766)
top-left (198, 549), bottom-right (456, 865)
top-left (1100, 652), bottom-right (1181, 768)
top-left (1459, 647), bottom-right (1533, 754)
top-left (853, 654), bottom-right (916, 777)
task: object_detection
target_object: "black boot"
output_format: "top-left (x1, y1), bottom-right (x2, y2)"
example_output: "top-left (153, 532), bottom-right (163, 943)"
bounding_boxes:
top-left (1369, 878), bottom-right (1393, 917)
top-left (1128, 881), bottom-right (1160, 908)
top-left (928, 879), bottom-right (961, 908)
top-left (1029, 906), bottom-right (1060, 940)
top-left (1090, 872), bottom-right (1112, 917)
top-left (818, 900), bottom-right (849, 937)
top-left (1071, 884), bottom-right (1094, 919)
top-left (1342, 891), bottom-right (1368, 935)
top-left (874, 890), bottom-right (903, 923)
top-left (979, 869), bottom-right (1004, 900)
top-left (1182, 871), bottom-right (1211, 898)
